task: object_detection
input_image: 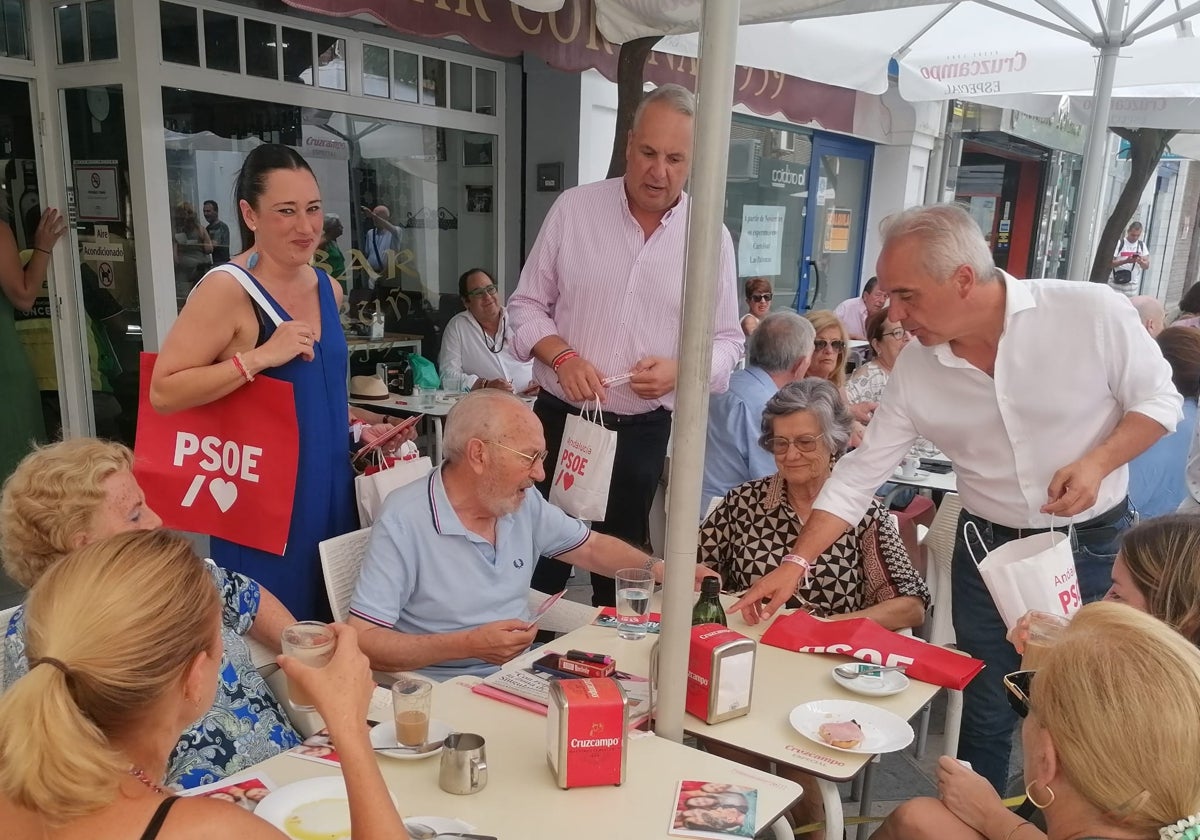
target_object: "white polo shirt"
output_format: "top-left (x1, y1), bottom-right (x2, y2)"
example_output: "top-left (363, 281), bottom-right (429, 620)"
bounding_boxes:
top-left (816, 275), bottom-right (1182, 530)
top-left (349, 467), bottom-right (589, 680)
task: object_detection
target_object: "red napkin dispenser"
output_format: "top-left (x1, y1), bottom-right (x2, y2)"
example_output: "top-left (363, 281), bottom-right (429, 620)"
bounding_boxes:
top-left (547, 677), bottom-right (627, 789)
top-left (686, 624), bottom-right (757, 724)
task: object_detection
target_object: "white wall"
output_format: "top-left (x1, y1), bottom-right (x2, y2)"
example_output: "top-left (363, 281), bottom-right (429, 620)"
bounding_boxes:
top-left (579, 69), bottom-right (619, 186)
top-left (522, 55), bottom-right (582, 259)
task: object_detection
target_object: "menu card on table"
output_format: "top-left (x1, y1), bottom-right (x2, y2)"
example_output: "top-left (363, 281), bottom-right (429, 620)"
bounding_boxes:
top-left (593, 607), bottom-right (662, 634)
top-left (669, 780), bottom-right (758, 839)
top-left (181, 773), bottom-right (277, 813)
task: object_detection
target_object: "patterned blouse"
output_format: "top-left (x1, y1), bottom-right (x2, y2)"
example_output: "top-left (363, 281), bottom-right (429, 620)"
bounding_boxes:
top-left (3, 560), bottom-right (300, 789)
top-left (846, 360), bottom-right (891, 406)
top-left (698, 474), bottom-right (929, 616)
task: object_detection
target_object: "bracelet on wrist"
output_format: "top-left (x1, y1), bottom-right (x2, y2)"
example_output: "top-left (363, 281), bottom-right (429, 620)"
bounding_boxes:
top-left (782, 554), bottom-right (813, 574)
top-left (1005, 821), bottom-right (1034, 840)
top-left (231, 352), bottom-right (254, 383)
top-left (34, 247), bottom-right (51, 255)
top-left (552, 350), bottom-right (579, 373)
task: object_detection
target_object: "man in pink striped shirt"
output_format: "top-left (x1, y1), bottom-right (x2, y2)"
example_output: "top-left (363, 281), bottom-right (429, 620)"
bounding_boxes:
top-left (508, 83), bottom-right (744, 606)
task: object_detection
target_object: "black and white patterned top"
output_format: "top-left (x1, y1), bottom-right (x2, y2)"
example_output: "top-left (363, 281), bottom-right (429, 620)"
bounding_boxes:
top-left (698, 474), bottom-right (930, 616)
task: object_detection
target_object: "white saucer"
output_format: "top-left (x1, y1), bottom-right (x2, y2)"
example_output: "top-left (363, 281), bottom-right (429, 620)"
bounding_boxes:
top-left (369, 718), bottom-right (453, 759)
top-left (891, 469), bottom-right (930, 482)
top-left (789, 699), bottom-right (914, 755)
top-left (831, 664), bottom-right (910, 697)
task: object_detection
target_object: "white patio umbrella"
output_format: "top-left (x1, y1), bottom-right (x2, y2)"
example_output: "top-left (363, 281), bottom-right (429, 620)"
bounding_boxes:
top-left (508, 0), bottom-right (1200, 742)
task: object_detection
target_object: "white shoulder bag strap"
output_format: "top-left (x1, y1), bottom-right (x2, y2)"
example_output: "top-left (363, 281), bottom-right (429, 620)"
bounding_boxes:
top-left (192, 263), bottom-right (285, 327)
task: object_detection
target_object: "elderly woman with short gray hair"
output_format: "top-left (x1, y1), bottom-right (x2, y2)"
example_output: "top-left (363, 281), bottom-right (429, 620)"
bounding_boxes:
top-left (698, 379), bottom-right (928, 630)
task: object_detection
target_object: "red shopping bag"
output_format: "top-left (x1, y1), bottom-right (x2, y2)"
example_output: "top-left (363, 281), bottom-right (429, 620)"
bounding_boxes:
top-left (760, 610), bottom-right (985, 690)
top-left (133, 353), bottom-right (299, 554)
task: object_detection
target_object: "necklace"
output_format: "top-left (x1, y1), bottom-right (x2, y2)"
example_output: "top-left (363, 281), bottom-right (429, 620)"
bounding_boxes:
top-left (476, 312), bottom-right (506, 354)
top-left (128, 766), bottom-right (167, 795)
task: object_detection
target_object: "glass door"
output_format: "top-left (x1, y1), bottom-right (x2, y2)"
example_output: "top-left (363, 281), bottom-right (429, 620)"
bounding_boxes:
top-left (798, 134), bottom-right (874, 312)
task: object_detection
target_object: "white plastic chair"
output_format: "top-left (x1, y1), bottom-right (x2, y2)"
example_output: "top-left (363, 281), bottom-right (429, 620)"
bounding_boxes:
top-left (319, 527), bottom-right (373, 623)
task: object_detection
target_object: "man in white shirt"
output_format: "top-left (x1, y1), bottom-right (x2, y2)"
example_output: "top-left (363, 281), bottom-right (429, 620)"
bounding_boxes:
top-left (731, 203), bottom-right (1181, 794)
top-left (362, 204), bottom-right (403, 278)
top-left (1109, 221), bottom-right (1151, 297)
top-left (834, 276), bottom-right (887, 339)
top-left (439, 268), bottom-right (536, 394)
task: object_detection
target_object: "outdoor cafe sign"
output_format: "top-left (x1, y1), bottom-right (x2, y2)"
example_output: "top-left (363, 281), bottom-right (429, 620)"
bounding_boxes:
top-left (281, 0), bottom-right (856, 132)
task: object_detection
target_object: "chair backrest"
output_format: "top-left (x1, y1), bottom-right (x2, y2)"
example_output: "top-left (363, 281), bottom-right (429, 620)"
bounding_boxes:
top-left (925, 492), bottom-right (963, 574)
top-left (319, 528), bottom-right (373, 622)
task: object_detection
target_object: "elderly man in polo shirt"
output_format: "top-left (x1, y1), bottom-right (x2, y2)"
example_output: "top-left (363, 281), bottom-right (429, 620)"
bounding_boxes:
top-left (347, 390), bottom-right (714, 681)
top-left (731, 203), bottom-right (1181, 794)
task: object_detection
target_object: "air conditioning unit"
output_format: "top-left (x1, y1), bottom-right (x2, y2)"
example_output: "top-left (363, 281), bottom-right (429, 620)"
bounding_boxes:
top-left (727, 138), bottom-right (762, 181)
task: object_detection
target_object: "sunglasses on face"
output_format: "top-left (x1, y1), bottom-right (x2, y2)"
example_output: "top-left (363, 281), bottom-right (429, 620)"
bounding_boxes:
top-left (466, 284), bottom-right (499, 299)
top-left (813, 339), bottom-right (846, 353)
top-left (1004, 670), bottom-right (1034, 718)
top-left (750, 293), bottom-right (773, 303)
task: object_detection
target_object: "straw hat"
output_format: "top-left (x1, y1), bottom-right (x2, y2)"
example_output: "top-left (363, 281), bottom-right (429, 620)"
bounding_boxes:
top-left (349, 375), bottom-right (389, 400)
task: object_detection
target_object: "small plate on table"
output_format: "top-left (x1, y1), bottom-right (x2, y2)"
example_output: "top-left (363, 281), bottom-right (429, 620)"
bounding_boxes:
top-left (434, 392), bottom-right (467, 405)
top-left (831, 663), bottom-right (910, 697)
top-left (369, 718), bottom-right (453, 759)
top-left (789, 699), bottom-right (914, 755)
top-left (891, 468), bottom-right (930, 482)
top-left (255, 776), bottom-right (400, 838)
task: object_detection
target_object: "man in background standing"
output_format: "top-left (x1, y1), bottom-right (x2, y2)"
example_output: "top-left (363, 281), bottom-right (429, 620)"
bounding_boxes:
top-left (363, 204), bottom-right (403, 278)
top-left (835, 276), bottom-right (886, 339)
top-left (1110, 221), bottom-right (1151, 297)
top-left (203, 200), bottom-right (230, 264)
top-left (509, 83), bottom-right (744, 607)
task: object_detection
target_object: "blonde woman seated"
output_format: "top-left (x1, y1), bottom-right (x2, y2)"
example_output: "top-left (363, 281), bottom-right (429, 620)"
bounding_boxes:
top-left (699, 379), bottom-right (928, 630)
top-left (880, 602), bottom-right (1200, 840)
top-left (804, 309), bottom-right (876, 428)
top-left (875, 514), bottom-right (1200, 840)
top-left (0, 439), bottom-right (300, 788)
top-left (0, 530), bottom-right (410, 840)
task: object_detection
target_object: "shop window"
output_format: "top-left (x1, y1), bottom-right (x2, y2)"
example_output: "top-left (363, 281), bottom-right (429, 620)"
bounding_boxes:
top-left (0, 0), bottom-right (28, 59)
top-left (56, 3), bottom-right (85, 64)
top-left (392, 50), bottom-right (418, 103)
top-left (281, 27), bottom-right (312, 85)
top-left (421, 57), bottom-right (446, 107)
top-left (449, 63), bottom-right (472, 112)
top-left (363, 43), bottom-right (389, 98)
top-left (475, 68), bottom-right (496, 116)
top-left (160, 88), bottom-right (498, 369)
top-left (203, 10), bottom-right (239, 73)
top-left (243, 18), bottom-right (277, 80)
top-left (159, 2), bottom-right (198, 67)
top-left (316, 37), bottom-right (346, 91)
top-left (86, 0), bottom-right (117, 61)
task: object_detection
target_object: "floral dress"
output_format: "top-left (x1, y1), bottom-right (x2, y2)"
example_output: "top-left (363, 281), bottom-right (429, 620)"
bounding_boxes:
top-left (3, 560), bottom-right (300, 789)
top-left (698, 474), bottom-right (930, 615)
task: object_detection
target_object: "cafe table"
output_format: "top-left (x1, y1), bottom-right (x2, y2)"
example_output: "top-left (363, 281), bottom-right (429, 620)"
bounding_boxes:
top-left (503, 603), bottom-right (943, 840)
top-left (251, 674), bottom-right (802, 839)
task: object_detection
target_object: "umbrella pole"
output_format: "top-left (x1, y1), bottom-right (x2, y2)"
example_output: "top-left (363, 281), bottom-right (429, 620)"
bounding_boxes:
top-left (1066, 0), bottom-right (1124, 282)
top-left (654, 0), bottom-right (740, 744)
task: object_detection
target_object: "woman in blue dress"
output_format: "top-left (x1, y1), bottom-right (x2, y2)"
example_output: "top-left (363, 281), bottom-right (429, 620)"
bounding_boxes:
top-left (151, 145), bottom-right (363, 619)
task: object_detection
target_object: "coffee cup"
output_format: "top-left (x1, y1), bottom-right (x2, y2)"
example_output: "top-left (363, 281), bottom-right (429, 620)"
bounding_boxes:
top-left (900, 455), bottom-right (921, 479)
top-left (391, 675), bottom-right (433, 746)
top-left (439, 733), bottom-right (488, 795)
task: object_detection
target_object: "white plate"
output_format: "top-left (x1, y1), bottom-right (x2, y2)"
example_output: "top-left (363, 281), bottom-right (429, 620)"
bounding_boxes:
top-left (369, 718), bottom-right (454, 759)
top-left (789, 700), bottom-right (914, 755)
top-left (405, 816), bottom-right (479, 835)
top-left (891, 468), bottom-right (930, 482)
top-left (831, 664), bottom-right (910, 697)
top-left (434, 392), bottom-right (467, 404)
top-left (255, 777), bottom-right (398, 839)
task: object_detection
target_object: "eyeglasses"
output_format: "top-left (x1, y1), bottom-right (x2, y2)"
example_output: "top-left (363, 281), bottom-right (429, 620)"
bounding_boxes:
top-left (485, 440), bottom-right (548, 471)
top-left (466, 284), bottom-right (499, 299)
top-left (1003, 670), bottom-right (1034, 718)
top-left (879, 328), bottom-right (909, 341)
top-left (765, 434), bottom-right (822, 455)
top-left (813, 339), bottom-right (846, 353)
top-left (750, 293), bottom-right (773, 303)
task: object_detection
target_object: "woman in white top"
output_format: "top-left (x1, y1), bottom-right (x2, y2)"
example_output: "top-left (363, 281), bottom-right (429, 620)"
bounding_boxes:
top-left (439, 268), bottom-right (536, 394)
top-left (846, 308), bottom-right (912, 405)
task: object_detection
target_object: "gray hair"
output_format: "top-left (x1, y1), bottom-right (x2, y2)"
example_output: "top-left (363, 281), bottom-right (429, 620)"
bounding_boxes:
top-left (881, 203), bottom-right (998, 285)
top-left (443, 390), bottom-right (527, 462)
top-left (633, 84), bottom-right (694, 129)
top-left (758, 379), bottom-right (853, 458)
top-left (747, 311), bottom-right (815, 374)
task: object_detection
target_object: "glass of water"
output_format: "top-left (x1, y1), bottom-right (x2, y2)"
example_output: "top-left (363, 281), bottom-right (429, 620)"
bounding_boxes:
top-left (615, 567), bottom-right (655, 640)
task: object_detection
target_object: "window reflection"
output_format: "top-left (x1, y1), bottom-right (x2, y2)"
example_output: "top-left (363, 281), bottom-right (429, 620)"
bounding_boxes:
top-left (158, 2), bottom-right (197, 66)
top-left (203, 10), bottom-right (239, 73)
top-left (56, 3), bottom-right (85, 64)
top-left (243, 18), bottom-right (276, 79)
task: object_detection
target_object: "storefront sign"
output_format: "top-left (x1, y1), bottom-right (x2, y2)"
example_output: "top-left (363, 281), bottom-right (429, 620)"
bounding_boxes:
top-left (282, 0), bottom-right (857, 132)
top-left (82, 242), bottom-right (124, 263)
top-left (738, 205), bottom-right (786, 277)
top-left (823, 208), bottom-right (852, 254)
top-left (759, 158), bottom-right (806, 190)
top-left (73, 163), bottom-right (120, 222)
top-left (1003, 107), bottom-right (1085, 156)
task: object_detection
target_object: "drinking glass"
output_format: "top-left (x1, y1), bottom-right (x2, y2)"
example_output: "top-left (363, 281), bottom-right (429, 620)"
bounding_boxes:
top-left (280, 621), bottom-right (336, 712)
top-left (615, 567), bottom-right (655, 640)
top-left (391, 674), bottom-right (434, 746)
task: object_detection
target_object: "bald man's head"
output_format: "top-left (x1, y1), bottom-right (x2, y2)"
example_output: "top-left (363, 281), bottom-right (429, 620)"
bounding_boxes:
top-left (1131, 295), bottom-right (1165, 338)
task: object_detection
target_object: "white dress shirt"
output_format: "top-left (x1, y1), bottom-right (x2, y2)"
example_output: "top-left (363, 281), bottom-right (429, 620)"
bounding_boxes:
top-left (816, 275), bottom-right (1182, 530)
top-left (439, 309), bottom-right (534, 392)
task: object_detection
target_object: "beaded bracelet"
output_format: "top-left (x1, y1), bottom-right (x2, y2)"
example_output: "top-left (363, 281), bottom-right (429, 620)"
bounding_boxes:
top-left (552, 350), bottom-right (578, 373)
top-left (231, 352), bottom-right (254, 383)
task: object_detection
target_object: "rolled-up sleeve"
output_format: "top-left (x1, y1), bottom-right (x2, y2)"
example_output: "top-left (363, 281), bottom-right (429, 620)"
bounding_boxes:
top-left (1102, 293), bottom-right (1182, 433)
top-left (507, 200), bottom-right (564, 362)
top-left (708, 230), bottom-right (746, 394)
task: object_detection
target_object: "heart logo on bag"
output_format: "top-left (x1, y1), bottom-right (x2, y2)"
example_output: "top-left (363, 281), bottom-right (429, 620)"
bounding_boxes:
top-left (208, 478), bottom-right (239, 513)
top-left (562, 472), bottom-right (574, 490)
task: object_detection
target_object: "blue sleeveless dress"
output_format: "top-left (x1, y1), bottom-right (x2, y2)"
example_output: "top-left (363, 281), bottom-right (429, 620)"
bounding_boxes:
top-left (211, 267), bottom-right (356, 620)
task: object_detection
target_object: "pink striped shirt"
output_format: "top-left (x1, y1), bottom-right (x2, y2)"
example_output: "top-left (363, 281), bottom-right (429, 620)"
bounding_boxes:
top-left (508, 177), bottom-right (744, 414)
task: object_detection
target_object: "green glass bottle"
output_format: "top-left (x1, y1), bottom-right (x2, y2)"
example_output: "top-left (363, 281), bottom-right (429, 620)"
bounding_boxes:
top-left (691, 576), bottom-right (727, 626)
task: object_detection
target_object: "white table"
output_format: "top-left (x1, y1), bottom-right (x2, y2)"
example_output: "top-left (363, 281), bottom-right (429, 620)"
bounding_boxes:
top-left (351, 392), bottom-right (458, 464)
top-left (510, 606), bottom-right (942, 840)
top-left (253, 676), bottom-right (803, 839)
